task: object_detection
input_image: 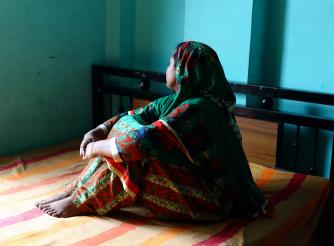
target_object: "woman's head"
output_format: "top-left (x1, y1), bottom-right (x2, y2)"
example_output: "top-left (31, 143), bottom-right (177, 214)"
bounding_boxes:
top-left (162, 41), bottom-right (236, 117)
top-left (169, 41), bottom-right (234, 97)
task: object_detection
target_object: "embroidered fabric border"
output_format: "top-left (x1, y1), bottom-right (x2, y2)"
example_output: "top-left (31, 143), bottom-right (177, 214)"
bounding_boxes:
top-left (158, 119), bottom-right (195, 164)
top-left (109, 137), bottom-right (123, 163)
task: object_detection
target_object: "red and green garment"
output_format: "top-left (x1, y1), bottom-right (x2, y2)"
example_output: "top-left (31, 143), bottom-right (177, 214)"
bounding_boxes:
top-left (66, 41), bottom-right (268, 221)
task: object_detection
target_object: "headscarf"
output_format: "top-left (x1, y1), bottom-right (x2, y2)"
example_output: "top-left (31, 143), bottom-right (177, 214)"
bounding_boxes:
top-left (160, 41), bottom-right (242, 142)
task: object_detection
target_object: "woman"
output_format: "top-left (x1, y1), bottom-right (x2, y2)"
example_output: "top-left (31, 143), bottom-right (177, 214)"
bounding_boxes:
top-left (36, 41), bottom-right (269, 221)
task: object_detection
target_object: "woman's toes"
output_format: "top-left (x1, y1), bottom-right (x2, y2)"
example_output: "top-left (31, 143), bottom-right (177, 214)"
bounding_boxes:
top-left (50, 208), bottom-right (61, 217)
top-left (37, 200), bottom-right (49, 206)
top-left (42, 205), bottom-right (52, 212)
top-left (39, 204), bottom-right (48, 209)
top-left (50, 209), bottom-right (59, 215)
top-left (43, 207), bottom-right (52, 214)
top-left (47, 207), bottom-right (57, 214)
top-left (51, 211), bottom-right (61, 217)
top-left (46, 210), bottom-right (55, 216)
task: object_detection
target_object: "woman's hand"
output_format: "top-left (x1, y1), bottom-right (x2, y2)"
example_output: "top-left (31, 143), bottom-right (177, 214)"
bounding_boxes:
top-left (82, 139), bottom-right (113, 160)
top-left (80, 127), bottom-right (107, 159)
top-left (82, 142), bottom-right (96, 160)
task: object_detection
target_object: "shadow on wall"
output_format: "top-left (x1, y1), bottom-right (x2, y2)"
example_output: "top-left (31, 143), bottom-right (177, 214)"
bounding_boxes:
top-left (247, 0), bottom-right (287, 108)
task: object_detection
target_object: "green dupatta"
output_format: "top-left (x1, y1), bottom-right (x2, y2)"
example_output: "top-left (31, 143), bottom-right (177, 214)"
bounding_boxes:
top-left (104, 41), bottom-right (268, 218)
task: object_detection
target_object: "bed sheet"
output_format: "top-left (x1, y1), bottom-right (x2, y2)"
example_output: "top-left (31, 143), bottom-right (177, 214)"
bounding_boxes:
top-left (0, 141), bottom-right (331, 246)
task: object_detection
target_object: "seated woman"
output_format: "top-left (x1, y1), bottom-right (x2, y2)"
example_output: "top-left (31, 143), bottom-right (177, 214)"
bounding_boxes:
top-left (36, 41), bottom-right (269, 221)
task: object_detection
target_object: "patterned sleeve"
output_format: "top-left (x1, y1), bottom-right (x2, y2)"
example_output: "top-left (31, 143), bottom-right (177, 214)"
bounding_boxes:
top-left (107, 101), bottom-right (200, 169)
top-left (102, 112), bottom-right (128, 132)
top-left (101, 96), bottom-right (171, 132)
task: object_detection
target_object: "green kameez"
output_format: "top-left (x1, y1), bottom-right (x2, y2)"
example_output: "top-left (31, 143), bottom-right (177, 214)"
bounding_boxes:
top-left (67, 41), bottom-right (269, 221)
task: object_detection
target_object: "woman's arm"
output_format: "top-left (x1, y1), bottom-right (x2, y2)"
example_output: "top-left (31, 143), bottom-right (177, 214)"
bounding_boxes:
top-left (81, 98), bottom-right (164, 158)
top-left (80, 111), bottom-right (128, 158)
top-left (100, 112), bottom-right (127, 132)
top-left (83, 101), bottom-right (197, 169)
top-left (82, 121), bottom-right (190, 166)
top-left (82, 95), bottom-right (175, 160)
top-left (98, 96), bottom-right (167, 132)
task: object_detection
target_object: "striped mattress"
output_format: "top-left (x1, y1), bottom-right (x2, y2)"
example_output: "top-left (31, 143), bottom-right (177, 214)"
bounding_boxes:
top-left (0, 140), bottom-right (331, 245)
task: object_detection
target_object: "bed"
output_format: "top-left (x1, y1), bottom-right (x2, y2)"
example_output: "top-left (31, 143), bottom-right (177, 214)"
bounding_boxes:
top-left (0, 65), bottom-right (333, 245)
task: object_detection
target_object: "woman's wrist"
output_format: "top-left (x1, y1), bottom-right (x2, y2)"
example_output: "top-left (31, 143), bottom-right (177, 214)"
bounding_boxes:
top-left (92, 139), bottom-right (113, 158)
top-left (97, 124), bottom-right (109, 135)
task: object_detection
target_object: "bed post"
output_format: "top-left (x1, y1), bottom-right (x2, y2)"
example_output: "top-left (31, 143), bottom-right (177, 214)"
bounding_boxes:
top-left (92, 65), bottom-right (104, 127)
top-left (275, 121), bottom-right (284, 168)
top-left (330, 135), bottom-right (334, 183)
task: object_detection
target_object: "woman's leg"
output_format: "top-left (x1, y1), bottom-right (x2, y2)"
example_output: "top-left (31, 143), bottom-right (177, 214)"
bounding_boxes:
top-left (35, 158), bottom-right (96, 207)
top-left (139, 160), bottom-right (233, 222)
top-left (39, 157), bottom-right (138, 217)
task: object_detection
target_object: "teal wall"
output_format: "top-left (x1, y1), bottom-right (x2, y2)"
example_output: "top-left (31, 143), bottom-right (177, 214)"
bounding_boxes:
top-left (0, 0), bottom-right (105, 155)
top-left (105, 0), bottom-right (186, 102)
top-left (105, 0), bottom-right (252, 104)
top-left (138, 0), bottom-right (185, 71)
top-left (106, 0), bottom-right (185, 71)
top-left (279, 0), bottom-right (334, 95)
top-left (184, 0), bottom-right (253, 104)
top-left (184, 0), bottom-right (253, 84)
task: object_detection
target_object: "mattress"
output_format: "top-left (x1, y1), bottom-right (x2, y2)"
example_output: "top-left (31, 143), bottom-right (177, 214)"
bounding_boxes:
top-left (0, 141), bottom-right (331, 246)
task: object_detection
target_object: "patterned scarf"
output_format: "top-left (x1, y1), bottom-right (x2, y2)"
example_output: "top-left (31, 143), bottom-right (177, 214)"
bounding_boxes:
top-left (160, 41), bottom-right (242, 143)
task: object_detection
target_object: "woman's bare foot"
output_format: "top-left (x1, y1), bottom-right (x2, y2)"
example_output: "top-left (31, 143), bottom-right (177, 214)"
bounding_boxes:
top-left (39, 195), bottom-right (94, 218)
top-left (35, 192), bottom-right (71, 208)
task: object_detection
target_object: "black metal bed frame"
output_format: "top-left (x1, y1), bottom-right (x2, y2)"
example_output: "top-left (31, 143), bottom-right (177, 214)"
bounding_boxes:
top-left (92, 65), bottom-right (334, 182)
